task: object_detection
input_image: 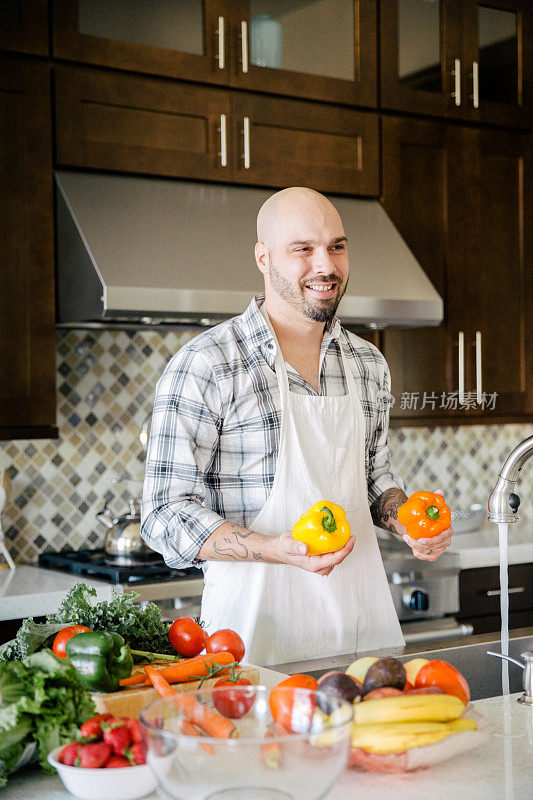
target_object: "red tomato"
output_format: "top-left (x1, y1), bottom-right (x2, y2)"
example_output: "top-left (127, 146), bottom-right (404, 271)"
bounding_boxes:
top-left (168, 617), bottom-right (207, 658)
top-left (205, 629), bottom-right (245, 663)
top-left (269, 675), bottom-right (318, 733)
top-left (212, 678), bottom-right (255, 719)
top-left (52, 625), bottom-right (92, 659)
top-left (414, 660), bottom-right (470, 705)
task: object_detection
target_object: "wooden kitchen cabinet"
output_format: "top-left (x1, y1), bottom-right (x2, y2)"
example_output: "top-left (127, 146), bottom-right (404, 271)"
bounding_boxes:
top-left (230, 93), bottom-right (379, 195)
top-left (457, 563), bottom-right (533, 634)
top-left (228, 0), bottom-right (377, 107)
top-left (52, 0), bottom-right (229, 86)
top-left (55, 65), bottom-right (379, 195)
top-left (380, 0), bottom-right (532, 128)
top-left (381, 117), bottom-right (472, 422)
top-left (54, 66), bottom-right (232, 181)
top-left (0, 58), bottom-right (57, 439)
top-left (0, 0), bottom-right (49, 56)
top-left (382, 116), bottom-right (532, 424)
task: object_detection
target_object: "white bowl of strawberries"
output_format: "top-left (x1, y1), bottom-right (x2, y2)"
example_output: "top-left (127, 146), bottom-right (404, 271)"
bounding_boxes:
top-left (48, 713), bottom-right (157, 800)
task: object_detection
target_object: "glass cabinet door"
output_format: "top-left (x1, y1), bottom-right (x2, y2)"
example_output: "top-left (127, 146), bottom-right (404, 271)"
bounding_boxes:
top-left (52, 0), bottom-right (228, 84)
top-left (462, 0), bottom-right (531, 126)
top-left (229, 0), bottom-right (377, 107)
top-left (380, 0), bottom-right (464, 118)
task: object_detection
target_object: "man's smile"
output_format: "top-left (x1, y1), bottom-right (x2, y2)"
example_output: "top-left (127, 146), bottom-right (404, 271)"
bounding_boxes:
top-left (303, 280), bottom-right (340, 299)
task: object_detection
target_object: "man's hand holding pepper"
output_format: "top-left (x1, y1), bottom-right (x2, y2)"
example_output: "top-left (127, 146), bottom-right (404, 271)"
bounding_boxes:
top-left (400, 490), bottom-right (454, 563)
top-left (276, 532), bottom-right (356, 576)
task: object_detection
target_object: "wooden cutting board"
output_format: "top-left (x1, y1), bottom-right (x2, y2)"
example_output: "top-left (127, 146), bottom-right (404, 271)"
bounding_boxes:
top-left (93, 662), bottom-right (260, 719)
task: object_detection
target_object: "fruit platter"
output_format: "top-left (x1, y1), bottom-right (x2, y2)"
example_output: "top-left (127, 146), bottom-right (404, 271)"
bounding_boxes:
top-left (326, 653), bottom-right (493, 773)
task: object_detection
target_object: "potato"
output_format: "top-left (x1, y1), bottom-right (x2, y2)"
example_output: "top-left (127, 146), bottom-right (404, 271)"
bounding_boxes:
top-left (403, 658), bottom-right (429, 686)
top-left (361, 657), bottom-right (407, 695)
top-left (345, 656), bottom-right (377, 686)
top-left (317, 670), bottom-right (361, 713)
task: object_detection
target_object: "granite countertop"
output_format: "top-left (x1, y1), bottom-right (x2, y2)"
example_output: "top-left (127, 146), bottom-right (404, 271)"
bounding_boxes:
top-left (0, 566), bottom-right (112, 621)
top-left (4, 689), bottom-right (533, 800)
top-left (448, 520), bottom-right (533, 569)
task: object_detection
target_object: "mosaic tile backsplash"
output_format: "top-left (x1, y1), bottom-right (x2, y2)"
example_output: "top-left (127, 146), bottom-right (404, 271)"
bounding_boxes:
top-left (1, 328), bottom-right (532, 564)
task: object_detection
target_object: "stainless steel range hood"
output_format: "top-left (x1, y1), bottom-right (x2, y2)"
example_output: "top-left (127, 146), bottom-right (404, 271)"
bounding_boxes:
top-left (55, 171), bottom-right (443, 329)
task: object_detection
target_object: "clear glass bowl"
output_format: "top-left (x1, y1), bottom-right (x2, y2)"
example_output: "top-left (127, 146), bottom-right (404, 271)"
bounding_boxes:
top-left (140, 685), bottom-right (353, 800)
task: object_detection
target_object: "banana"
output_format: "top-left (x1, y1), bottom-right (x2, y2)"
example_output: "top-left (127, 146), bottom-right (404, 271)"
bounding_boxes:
top-left (351, 718), bottom-right (478, 755)
top-left (353, 693), bottom-right (466, 726)
top-left (447, 717), bottom-right (478, 734)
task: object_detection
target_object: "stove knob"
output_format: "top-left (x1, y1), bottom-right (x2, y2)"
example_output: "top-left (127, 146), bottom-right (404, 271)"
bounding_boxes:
top-left (403, 588), bottom-right (429, 614)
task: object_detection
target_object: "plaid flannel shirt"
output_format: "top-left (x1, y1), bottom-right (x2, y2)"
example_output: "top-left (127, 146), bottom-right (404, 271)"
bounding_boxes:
top-left (141, 295), bottom-right (404, 568)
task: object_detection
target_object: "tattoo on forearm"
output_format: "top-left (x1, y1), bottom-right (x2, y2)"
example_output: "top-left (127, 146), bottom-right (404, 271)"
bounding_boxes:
top-left (212, 529), bottom-right (262, 561)
top-left (370, 488), bottom-right (408, 532)
top-left (213, 533), bottom-right (249, 560)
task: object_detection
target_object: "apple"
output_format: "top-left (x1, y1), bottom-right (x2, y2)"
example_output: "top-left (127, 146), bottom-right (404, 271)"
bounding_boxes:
top-left (345, 656), bottom-right (377, 686)
top-left (403, 658), bottom-right (430, 687)
top-left (403, 681), bottom-right (414, 692)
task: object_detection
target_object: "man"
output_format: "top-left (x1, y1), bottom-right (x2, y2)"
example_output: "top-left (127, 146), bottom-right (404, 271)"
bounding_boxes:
top-left (141, 187), bottom-right (453, 666)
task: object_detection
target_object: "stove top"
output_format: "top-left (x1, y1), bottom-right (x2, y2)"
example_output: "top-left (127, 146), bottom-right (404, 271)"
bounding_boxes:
top-left (38, 550), bottom-right (203, 586)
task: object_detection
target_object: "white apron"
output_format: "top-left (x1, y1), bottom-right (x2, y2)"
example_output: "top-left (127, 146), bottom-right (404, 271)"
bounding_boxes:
top-left (201, 319), bottom-right (404, 666)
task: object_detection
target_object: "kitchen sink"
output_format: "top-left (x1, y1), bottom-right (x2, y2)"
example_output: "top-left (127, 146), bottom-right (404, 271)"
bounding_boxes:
top-left (272, 627), bottom-right (533, 701)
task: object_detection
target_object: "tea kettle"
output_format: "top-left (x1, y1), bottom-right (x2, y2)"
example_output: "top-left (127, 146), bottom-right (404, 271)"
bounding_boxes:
top-left (96, 498), bottom-right (157, 564)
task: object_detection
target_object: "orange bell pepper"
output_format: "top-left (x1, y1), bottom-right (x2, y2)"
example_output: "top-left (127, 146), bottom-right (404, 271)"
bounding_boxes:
top-left (397, 491), bottom-right (451, 540)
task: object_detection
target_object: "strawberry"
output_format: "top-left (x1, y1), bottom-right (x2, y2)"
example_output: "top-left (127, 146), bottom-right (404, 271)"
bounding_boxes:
top-left (126, 742), bottom-right (146, 766)
top-left (104, 755), bottom-right (131, 768)
top-left (103, 723), bottom-right (132, 755)
top-left (79, 713), bottom-right (114, 740)
top-left (124, 718), bottom-right (142, 744)
top-left (58, 742), bottom-right (81, 766)
top-left (79, 742), bottom-right (111, 769)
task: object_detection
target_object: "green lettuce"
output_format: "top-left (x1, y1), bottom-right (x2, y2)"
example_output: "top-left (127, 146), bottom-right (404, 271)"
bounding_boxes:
top-left (0, 649), bottom-right (95, 787)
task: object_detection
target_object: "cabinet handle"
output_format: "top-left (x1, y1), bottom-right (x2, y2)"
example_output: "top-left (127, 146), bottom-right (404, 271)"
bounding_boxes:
top-left (486, 587), bottom-right (525, 597)
top-left (475, 330), bottom-right (482, 404)
top-left (242, 116), bottom-right (250, 169)
top-left (458, 331), bottom-right (465, 404)
top-left (472, 60), bottom-right (479, 108)
top-left (451, 58), bottom-right (461, 106)
top-left (240, 20), bottom-right (249, 74)
top-left (216, 16), bottom-right (225, 69)
top-left (218, 113), bottom-right (227, 167)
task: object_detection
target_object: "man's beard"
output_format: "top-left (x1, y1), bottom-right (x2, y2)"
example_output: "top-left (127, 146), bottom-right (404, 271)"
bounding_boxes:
top-left (268, 261), bottom-right (347, 324)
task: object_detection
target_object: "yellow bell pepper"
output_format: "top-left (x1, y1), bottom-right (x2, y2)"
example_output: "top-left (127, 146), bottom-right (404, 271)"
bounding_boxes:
top-left (292, 502), bottom-right (351, 555)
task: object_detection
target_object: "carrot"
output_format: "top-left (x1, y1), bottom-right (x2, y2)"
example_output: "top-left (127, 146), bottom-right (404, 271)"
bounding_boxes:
top-left (145, 665), bottom-right (175, 697)
top-left (173, 691), bottom-right (238, 739)
top-left (142, 652), bottom-right (236, 685)
top-left (260, 730), bottom-right (283, 770)
top-left (179, 720), bottom-right (215, 755)
top-left (119, 651), bottom-right (236, 688)
top-left (145, 665), bottom-right (237, 739)
top-left (119, 673), bottom-right (147, 687)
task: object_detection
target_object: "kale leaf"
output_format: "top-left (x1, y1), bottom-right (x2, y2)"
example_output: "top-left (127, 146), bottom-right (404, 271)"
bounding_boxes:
top-left (46, 583), bottom-right (173, 655)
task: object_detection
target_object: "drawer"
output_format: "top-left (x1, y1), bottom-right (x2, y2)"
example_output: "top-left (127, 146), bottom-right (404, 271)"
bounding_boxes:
top-left (459, 563), bottom-right (533, 618)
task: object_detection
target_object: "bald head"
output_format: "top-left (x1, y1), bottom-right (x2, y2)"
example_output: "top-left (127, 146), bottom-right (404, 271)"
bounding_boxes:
top-left (254, 187), bottom-right (349, 325)
top-left (256, 187), bottom-right (343, 252)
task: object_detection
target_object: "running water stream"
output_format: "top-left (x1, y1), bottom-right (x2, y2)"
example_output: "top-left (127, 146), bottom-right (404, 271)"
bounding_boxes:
top-left (498, 522), bottom-right (510, 695)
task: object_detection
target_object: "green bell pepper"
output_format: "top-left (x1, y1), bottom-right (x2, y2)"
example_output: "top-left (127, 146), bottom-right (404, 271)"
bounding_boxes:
top-left (65, 631), bottom-right (133, 693)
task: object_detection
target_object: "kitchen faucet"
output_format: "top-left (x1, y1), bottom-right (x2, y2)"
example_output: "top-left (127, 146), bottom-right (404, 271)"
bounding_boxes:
top-left (487, 434), bottom-right (533, 524)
